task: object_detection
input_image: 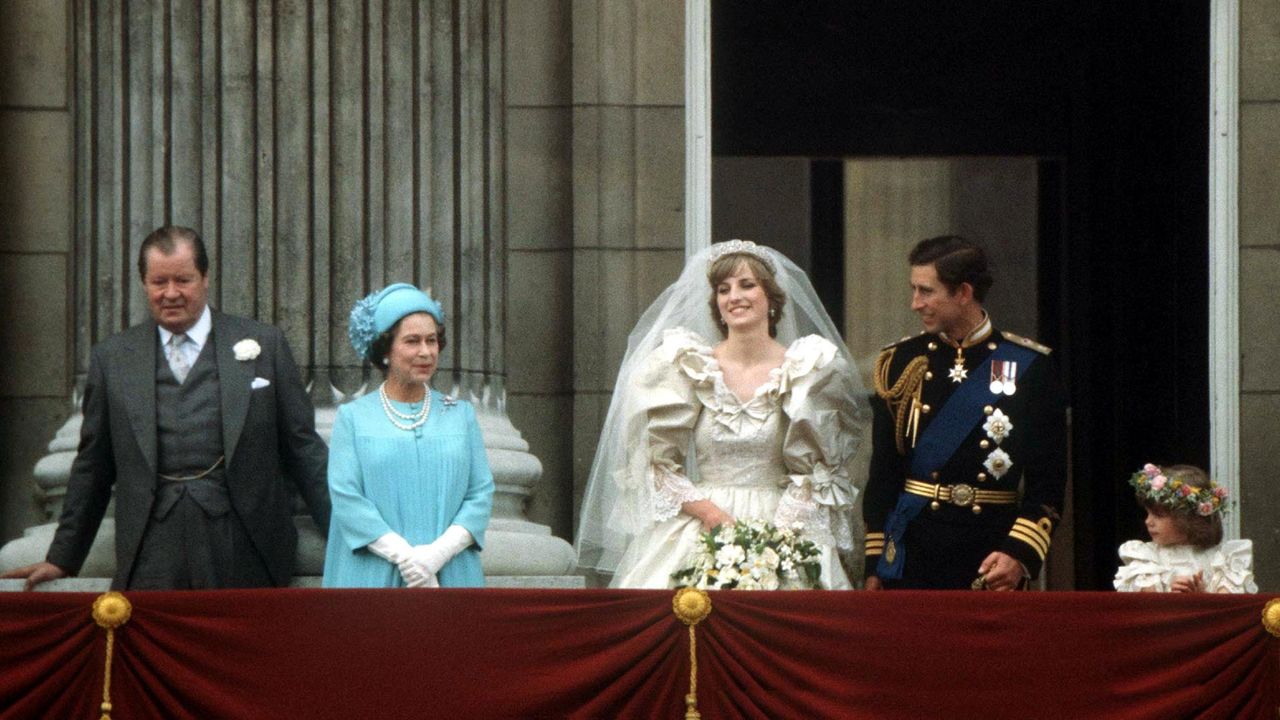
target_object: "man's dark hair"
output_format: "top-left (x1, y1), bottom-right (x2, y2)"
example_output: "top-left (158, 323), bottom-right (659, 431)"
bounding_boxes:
top-left (138, 226), bottom-right (209, 279)
top-left (908, 235), bottom-right (993, 302)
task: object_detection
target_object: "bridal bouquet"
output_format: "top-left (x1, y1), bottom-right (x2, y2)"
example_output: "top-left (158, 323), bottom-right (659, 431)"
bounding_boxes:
top-left (671, 520), bottom-right (823, 590)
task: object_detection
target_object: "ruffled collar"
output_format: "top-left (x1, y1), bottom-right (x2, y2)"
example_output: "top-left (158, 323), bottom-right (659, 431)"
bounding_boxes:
top-left (660, 328), bottom-right (835, 435)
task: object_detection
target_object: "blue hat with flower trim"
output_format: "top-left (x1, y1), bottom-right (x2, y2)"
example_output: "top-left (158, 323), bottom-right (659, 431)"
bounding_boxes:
top-left (348, 283), bottom-right (444, 360)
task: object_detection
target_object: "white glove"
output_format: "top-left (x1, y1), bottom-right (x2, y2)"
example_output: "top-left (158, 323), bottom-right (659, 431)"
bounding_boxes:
top-left (405, 525), bottom-right (474, 575)
top-left (398, 563), bottom-right (440, 588)
top-left (368, 532), bottom-right (434, 587)
top-left (367, 532), bottom-right (413, 564)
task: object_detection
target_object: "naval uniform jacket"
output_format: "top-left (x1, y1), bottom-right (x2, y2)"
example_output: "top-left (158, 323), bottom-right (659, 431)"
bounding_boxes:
top-left (862, 323), bottom-right (1067, 587)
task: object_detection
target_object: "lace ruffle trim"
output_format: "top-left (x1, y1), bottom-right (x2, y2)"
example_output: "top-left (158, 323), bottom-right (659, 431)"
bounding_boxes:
top-left (659, 328), bottom-right (837, 435)
top-left (651, 465), bottom-right (706, 523)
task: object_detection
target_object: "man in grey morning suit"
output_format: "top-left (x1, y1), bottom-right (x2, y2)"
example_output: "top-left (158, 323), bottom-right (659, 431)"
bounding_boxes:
top-left (3, 226), bottom-right (330, 590)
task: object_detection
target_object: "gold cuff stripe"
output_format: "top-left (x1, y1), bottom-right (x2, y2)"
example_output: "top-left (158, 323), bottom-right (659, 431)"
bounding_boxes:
top-left (865, 545), bottom-right (885, 553)
top-left (1008, 533), bottom-right (1048, 561)
top-left (866, 532), bottom-right (885, 539)
top-left (1008, 528), bottom-right (1049, 560)
top-left (1013, 518), bottom-right (1052, 544)
top-left (1010, 522), bottom-right (1050, 550)
top-left (1010, 526), bottom-right (1049, 555)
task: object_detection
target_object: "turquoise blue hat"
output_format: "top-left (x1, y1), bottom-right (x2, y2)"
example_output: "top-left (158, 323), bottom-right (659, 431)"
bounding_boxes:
top-left (348, 283), bottom-right (444, 359)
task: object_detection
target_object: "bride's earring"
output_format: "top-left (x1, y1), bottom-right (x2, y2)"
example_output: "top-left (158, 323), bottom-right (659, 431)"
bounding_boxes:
top-left (769, 307), bottom-right (776, 318)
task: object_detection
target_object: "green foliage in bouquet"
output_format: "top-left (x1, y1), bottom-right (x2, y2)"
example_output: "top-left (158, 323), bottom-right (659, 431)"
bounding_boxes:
top-left (671, 519), bottom-right (824, 590)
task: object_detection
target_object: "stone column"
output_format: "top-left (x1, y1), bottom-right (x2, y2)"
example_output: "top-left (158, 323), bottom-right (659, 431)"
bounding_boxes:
top-left (569, 0), bottom-right (687, 535)
top-left (1239, 0), bottom-right (1280, 592)
top-left (0, 0), bottom-right (575, 584)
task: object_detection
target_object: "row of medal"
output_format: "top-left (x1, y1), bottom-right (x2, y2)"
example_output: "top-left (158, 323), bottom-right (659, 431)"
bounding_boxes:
top-left (951, 353), bottom-right (1019, 396)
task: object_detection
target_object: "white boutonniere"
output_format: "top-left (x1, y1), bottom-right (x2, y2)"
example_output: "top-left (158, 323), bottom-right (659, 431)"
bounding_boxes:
top-left (233, 338), bottom-right (261, 361)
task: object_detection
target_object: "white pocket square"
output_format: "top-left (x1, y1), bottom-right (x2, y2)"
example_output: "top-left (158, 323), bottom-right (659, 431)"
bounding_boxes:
top-left (251, 377), bottom-right (271, 390)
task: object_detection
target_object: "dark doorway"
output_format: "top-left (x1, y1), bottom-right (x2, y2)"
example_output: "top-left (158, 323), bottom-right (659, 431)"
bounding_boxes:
top-left (712, 1), bottom-right (1210, 589)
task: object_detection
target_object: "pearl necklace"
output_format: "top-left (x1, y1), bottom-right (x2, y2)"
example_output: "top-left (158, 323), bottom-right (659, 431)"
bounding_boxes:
top-left (379, 382), bottom-right (431, 431)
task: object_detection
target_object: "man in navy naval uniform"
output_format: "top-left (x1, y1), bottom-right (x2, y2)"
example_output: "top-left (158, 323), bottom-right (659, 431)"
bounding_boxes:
top-left (863, 236), bottom-right (1067, 591)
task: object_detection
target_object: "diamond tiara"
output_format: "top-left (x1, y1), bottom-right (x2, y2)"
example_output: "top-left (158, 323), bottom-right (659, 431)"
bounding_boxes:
top-left (705, 239), bottom-right (776, 275)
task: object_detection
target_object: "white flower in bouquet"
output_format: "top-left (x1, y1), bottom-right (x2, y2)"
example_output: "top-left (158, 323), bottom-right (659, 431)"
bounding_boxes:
top-left (715, 543), bottom-right (746, 568)
top-left (759, 546), bottom-right (781, 569)
top-left (718, 565), bottom-right (740, 586)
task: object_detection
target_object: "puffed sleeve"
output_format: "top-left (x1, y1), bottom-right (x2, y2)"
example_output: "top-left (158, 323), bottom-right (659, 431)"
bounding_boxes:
top-left (1208, 539), bottom-right (1258, 593)
top-left (635, 328), bottom-right (715, 523)
top-left (1113, 540), bottom-right (1169, 592)
top-left (774, 335), bottom-right (861, 552)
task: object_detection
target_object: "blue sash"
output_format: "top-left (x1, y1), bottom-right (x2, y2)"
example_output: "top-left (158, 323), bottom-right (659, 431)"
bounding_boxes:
top-left (876, 341), bottom-right (1038, 579)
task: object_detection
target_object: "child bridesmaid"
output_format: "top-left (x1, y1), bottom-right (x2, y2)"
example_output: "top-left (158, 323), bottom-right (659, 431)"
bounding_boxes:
top-left (1114, 463), bottom-right (1256, 593)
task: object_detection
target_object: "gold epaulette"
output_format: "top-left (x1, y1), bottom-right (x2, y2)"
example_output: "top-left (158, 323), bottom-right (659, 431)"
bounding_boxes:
top-left (880, 331), bottom-right (925, 351)
top-left (1000, 331), bottom-right (1052, 355)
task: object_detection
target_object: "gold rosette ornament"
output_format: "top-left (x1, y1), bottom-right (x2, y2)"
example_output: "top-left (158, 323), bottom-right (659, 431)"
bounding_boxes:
top-left (92, 592), bottom-right (132, 720)
top-left (672, 588), bottom-right (713, 720)
top-left (1263, 598), bottom-right (1280, 638)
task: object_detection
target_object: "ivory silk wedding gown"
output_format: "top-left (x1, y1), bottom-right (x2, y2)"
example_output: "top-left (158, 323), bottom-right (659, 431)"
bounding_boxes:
top-left (609, 328), bottom-right (856, 590)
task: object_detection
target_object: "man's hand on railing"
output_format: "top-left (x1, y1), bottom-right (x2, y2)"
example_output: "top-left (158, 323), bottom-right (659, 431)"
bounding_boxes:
top-left (1, 562), bottom-right (68, 591)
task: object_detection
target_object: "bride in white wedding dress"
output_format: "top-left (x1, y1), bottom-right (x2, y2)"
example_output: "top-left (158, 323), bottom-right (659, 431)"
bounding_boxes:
top-left (575, 240), bottom-right (868, 589)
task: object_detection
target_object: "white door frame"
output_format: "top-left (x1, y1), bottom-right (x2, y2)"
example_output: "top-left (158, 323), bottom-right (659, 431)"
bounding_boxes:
top-left (1208, 0), bottom-right (1240, 538)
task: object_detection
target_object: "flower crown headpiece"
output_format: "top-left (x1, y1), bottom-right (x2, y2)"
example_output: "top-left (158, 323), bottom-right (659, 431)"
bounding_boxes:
top-left (706, 239), bottom-right (777, 276)
top-left (1129, 463), bottom-right (1228, 517)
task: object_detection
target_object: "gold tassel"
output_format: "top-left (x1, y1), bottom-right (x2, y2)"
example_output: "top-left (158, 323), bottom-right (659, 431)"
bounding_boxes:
top-left (672, 588), bottom-right (713, 720)
top-left (92, 592), bottom-right (132, 720)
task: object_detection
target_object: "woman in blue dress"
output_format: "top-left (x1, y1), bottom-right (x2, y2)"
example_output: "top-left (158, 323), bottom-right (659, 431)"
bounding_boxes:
top-left (323, 283), bottom-right (494, 588)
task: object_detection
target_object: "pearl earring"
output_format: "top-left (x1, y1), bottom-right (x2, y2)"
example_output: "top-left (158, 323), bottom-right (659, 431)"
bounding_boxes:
top-left (382, 358), bottom-right (389, 366)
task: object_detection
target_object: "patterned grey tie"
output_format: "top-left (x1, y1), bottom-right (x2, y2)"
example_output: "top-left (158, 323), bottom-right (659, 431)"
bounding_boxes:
top-left (168, 333), bottom-right (191, 383)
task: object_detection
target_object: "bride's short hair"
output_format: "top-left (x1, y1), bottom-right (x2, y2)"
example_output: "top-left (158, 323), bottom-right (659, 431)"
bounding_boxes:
top-left (707, 252), bottom-right (787, 338)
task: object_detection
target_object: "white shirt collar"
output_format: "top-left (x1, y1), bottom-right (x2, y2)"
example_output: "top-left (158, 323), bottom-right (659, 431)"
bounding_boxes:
top-left (158, 305), bottom-right (213, 350)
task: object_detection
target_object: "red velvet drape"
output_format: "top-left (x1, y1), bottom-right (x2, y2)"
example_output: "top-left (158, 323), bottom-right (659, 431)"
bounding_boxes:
top-left (1, 589), bottom-right (1275, 719)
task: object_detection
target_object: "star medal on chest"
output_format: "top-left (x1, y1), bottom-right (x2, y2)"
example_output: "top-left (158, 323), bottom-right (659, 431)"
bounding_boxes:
top-left (989, 359), bottom-right (1018, 396)
top-left (948, 346), bottom-right (968, 383)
